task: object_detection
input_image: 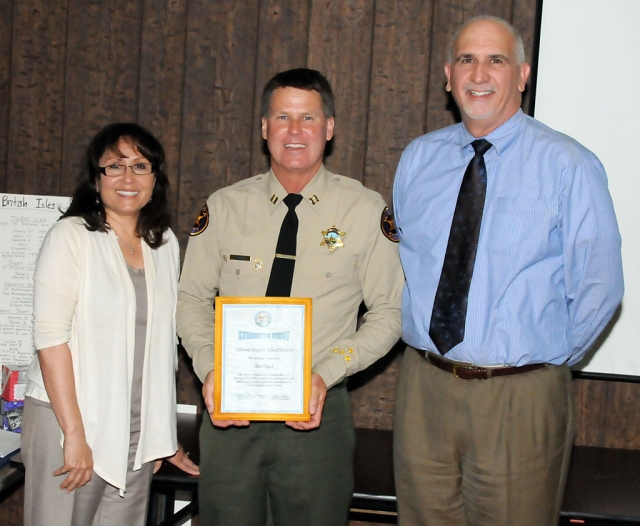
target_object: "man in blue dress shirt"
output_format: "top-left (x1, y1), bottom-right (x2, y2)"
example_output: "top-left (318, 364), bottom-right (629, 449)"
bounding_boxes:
top-left (392, 16), bottom-right (624, 526)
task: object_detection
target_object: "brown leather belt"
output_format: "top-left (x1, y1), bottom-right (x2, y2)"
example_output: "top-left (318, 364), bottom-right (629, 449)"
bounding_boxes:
top-left (416, 348), bottom-right (545, 380)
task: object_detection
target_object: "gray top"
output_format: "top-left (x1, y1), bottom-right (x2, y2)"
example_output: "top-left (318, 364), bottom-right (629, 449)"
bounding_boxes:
top-left (128, 266), bottom-right (147, 467)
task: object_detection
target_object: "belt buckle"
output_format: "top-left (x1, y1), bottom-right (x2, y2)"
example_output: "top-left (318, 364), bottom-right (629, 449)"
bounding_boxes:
top-left (453, 365), bottom-right (462, 378)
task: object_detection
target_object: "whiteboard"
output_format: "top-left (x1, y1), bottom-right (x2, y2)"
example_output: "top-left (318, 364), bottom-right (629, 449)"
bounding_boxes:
top-left (534, 0), bottom-right (640, 376)
top-left (0, 194), bottom-right (71, 369)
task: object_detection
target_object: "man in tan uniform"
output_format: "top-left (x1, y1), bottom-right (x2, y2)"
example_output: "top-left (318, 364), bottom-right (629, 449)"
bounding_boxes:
top-left (177, 68), bottom-right (404, 526)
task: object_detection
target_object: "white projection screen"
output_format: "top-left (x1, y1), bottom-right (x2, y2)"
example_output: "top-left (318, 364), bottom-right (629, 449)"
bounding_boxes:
top-left (534, 0), bottom-right (640, 377)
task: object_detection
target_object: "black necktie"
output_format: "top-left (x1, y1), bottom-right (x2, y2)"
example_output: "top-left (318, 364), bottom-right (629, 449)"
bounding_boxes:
top-left (429, 139), bottom-right (492, 355)
top-left (265, 193), bottom-right (304, 297)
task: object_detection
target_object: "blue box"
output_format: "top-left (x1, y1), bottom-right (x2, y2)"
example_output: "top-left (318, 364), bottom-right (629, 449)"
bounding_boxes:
top-left (1, 399), bottom-right (24, 414)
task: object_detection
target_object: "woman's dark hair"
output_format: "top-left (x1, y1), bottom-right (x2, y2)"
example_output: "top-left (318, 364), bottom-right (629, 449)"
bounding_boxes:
top-left (61, 122), bottom-right (171, 248)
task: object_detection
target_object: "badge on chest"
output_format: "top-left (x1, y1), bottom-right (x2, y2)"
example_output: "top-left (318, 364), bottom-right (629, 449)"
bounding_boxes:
top-left (321, 226), bottom-right (346, 253)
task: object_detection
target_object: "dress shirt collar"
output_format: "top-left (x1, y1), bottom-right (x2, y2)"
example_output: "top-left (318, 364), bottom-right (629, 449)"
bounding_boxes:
top-left (266, 165), bottom-right (328, 216)
top-left (459, 108), bottom-right (525, 156)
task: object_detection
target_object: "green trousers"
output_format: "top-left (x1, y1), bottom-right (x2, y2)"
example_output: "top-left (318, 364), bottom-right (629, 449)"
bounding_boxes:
top-left (198, 383), bottom-right (355, 526)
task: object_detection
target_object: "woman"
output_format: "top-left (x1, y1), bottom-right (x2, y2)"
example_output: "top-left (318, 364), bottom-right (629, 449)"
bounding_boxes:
top-left (22, 123), bottom-right (197, 525)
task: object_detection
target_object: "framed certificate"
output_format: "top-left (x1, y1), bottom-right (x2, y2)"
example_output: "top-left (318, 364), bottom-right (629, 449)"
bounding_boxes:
top-left (213, 297), bottom-right (312, 421)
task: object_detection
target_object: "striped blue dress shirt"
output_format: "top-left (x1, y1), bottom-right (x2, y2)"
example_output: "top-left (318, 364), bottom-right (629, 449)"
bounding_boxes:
top-left (393, 109), bottom-right (624, 366)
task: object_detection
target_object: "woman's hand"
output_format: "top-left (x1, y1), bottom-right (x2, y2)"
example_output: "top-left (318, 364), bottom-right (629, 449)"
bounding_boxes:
top-left (55, 433), bottom-right (94, 492)
top-left (154, 444), bottom-right (200, 475)
top-left (38, 343), bottom-right (93, 493)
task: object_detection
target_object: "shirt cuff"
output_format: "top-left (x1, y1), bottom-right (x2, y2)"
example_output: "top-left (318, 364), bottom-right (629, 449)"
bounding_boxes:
top-left (312, 353), bottom-right (347, 390)
top-left (192, 347), bottom-right (214, 384)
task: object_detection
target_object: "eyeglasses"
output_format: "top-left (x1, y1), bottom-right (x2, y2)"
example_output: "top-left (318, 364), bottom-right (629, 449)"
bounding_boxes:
top-left (99, 163), bottom-right (155, 177)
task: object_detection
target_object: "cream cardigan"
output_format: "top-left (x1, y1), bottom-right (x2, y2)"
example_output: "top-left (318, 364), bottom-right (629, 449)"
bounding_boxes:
top-left (26, 216), bottom-right (179, 491)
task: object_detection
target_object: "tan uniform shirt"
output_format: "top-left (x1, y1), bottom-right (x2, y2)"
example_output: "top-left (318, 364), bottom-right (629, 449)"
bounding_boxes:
top-left (177, 166), bottom-right (404, 388)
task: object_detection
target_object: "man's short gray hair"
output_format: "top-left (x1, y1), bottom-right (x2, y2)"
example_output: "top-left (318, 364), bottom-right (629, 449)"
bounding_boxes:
top-left (447, 16), bottom-right (526, 65)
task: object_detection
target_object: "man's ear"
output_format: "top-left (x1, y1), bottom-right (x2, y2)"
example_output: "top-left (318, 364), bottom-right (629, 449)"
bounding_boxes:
top-left (518, 63), bottom-right (531, 93)
top-left (444, 63), bottom-right (452, 92)
top-left (326, 117), bottom-right (335, 141)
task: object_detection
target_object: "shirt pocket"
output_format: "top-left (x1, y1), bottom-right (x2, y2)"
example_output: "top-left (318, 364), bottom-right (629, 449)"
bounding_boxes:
top-left (486, 197), bottom-right (556, 257)
top-left (295, 252), bottom-right (359, 299)
top-left (219, 249), bottom-right (268, 297)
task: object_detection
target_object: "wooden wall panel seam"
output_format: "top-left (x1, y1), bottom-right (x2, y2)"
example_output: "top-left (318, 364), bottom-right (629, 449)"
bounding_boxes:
top-left (174, 0), bottom-right (192, 231)
top-left (58, 0), bottom-right (71, 197)
top-left (423, 0), bottom-right (437, 136)
top-left (0, 0), bottom-right (15, 193)
top-left (248, 0), bottom-right (263, 182)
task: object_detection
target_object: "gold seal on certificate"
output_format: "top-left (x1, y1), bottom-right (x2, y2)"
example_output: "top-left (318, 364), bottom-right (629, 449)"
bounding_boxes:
top-left (213, 297), bottom-right (312, 421)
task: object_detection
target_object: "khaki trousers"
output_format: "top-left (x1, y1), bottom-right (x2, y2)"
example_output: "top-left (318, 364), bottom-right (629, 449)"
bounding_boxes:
top-left (198, 383), bottom-right (355, 526)
top-left (22, 397), bottom-right (154, 526)
top-left (393, 347), bottom-right (574, 526)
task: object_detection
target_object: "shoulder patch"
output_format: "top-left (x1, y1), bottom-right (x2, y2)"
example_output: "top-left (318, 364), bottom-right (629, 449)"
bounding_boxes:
top-left (190, 202), bottom-right (210, 236)
top-left (380, 206), bottom-right (399, 243)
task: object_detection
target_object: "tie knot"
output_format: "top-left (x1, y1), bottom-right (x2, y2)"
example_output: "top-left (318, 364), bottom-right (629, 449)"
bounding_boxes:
top-left (283, 193), bottom-right (303, 210)
top-left (471, 139), bottom-right (492, 157)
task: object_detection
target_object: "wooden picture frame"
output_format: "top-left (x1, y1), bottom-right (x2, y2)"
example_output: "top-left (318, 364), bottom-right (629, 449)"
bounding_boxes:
top-left (213, 296), bottom-right (312, 421)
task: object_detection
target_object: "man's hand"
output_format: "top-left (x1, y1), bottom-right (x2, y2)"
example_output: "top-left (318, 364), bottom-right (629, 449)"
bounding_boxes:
top-left (55, 434), bottom-right (93, 493)
top-left (154, 444), bottom-right (200, 475)
top-left (202, 369), bottom-right (250, 428)
top-left (286, 373), bottom-right (327, 430)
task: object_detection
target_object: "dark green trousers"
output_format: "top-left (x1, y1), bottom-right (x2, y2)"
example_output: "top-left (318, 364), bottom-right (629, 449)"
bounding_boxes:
top-left (198, 383), bottom-right (355, 526)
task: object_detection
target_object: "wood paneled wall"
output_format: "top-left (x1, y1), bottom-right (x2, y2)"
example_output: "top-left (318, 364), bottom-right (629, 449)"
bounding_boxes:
top-left (1, 0), bottom-right (638, 467)
top-left (0, 0), bottom-right (541, 239)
